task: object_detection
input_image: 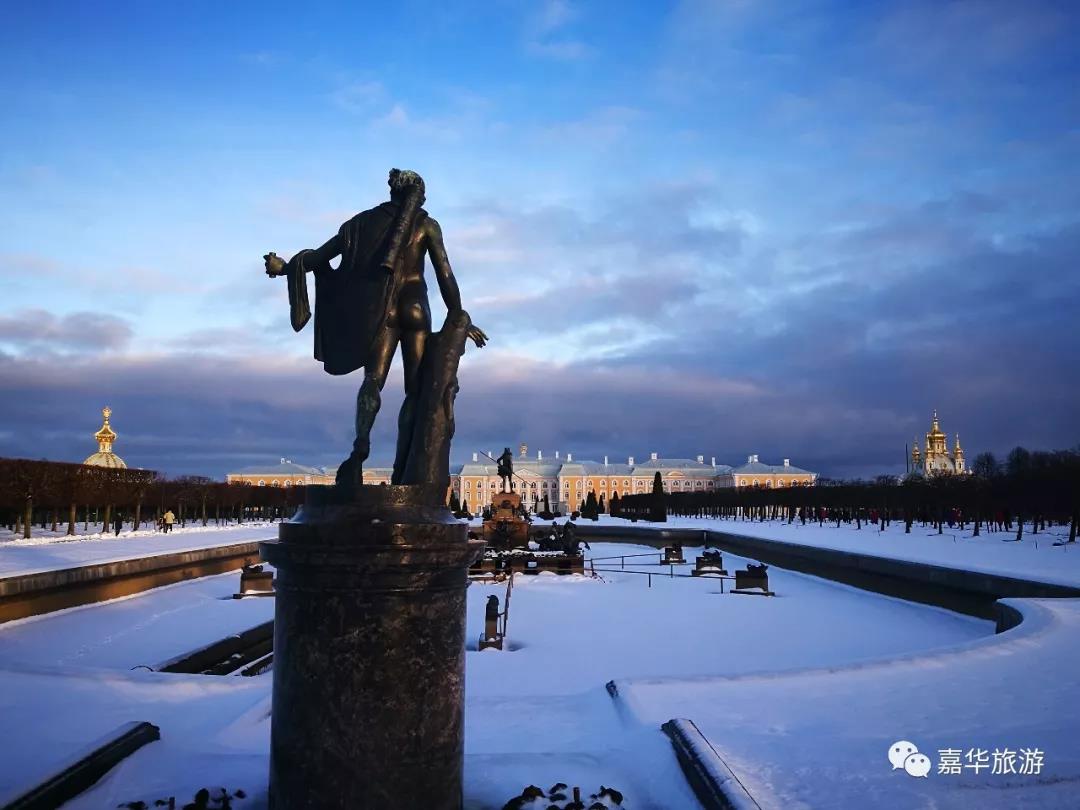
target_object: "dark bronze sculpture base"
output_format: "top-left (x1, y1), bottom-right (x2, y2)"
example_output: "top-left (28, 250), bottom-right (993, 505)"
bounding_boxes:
top-left (261, 484), bottom-right (483, 810)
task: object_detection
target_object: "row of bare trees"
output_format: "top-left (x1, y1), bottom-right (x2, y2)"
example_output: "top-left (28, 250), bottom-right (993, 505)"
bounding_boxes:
top-left (0, 458), bottom-right (307, 539)
top-left (611, 448), bottom-right (1080, 542)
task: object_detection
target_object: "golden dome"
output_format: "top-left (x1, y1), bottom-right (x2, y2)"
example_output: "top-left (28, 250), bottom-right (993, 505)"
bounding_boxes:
top-left (84, 406), bottom-right (127, 469)
top-left (83, 450), bottom-right (128, 469)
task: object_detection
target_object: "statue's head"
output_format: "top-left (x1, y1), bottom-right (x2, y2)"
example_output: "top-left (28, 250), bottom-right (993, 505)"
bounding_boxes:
top-left (388, 168), bottom-right (425, 204)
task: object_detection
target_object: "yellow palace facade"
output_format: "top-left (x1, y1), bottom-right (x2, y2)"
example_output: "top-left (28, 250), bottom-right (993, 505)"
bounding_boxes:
top-left (225, 445), bottom-right (816, 510)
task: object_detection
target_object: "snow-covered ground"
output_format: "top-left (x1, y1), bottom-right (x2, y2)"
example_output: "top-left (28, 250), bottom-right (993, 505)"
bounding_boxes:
top-left (0, 571), bottom-right (274, 670)
top-left (0, 522), bottom-right (273, 578)
top-left (525, 514), bottom-right (1080, 589)
top-left (0, 542), bottom-right (1008, 809)
top-left (465, 548), bottom-right (988, 696)
top-left (1, 517), bottom-right (1077, 808)
top-left (5, 514), bottom-right (1076, 591)
top-left (616, 594), bottom-right (1080, 809)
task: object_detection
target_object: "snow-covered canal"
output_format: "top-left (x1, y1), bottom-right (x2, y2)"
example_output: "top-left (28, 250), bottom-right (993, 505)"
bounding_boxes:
top-left (0, 542), bottom-right (989, 680)
top-left (0, 540), bottom-right (1002, 809)
top-left (465, 543), bottom-right (991, 696)
top-left (0, 570), bottom-right (275, 670)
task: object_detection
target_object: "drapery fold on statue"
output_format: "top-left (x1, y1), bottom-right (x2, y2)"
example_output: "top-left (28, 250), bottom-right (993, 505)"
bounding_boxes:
top-left (284, 203), bottom-right (406, 377)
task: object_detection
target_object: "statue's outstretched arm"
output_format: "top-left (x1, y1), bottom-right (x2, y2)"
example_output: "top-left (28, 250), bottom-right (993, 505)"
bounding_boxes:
top-left (306, 233), bottom-right (341, 267)
top-left (427, 217), bottom-right (462, 313)
top-left (427, 217), bottom-right (488, 348)
top-left (264, 234), bottom-right (341, 277)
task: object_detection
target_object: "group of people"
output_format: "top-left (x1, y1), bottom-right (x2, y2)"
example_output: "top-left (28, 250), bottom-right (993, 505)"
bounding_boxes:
top-left (159, 510), bottom-right (176, 533)
top-left (102, 508), bottom-right (176, 536)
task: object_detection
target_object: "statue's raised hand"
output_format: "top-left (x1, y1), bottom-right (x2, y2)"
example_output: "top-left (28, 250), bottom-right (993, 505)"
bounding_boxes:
top-left (264, 252), bottom-right (286, 277)
top-left (467, 324), bottom-right (488, 348)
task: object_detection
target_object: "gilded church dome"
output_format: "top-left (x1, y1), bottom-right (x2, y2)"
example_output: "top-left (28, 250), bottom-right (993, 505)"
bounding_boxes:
top-left (83, 406), bottom-right (127, 469)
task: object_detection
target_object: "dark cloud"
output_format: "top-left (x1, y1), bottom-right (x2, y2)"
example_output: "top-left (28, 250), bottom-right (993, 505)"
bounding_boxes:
top-left (447, 180), bottom-right (747, 343)
top-left (0, 309), bottom-right (133, 353)
top-left (474, 272), bottom-right (702, 336)
top-left (0, 351), bottom-right (359, 474)
top-left (1, 198), bottom-right (1077, 482)
top-left (595, 215), bottom-right (1080, 474)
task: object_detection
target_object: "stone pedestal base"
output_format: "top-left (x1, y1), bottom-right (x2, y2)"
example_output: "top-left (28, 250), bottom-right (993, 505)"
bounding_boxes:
top-left (261, 484), bottom-right (483, 810)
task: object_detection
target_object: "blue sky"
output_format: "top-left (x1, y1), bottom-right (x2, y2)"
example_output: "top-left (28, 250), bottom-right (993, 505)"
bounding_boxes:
top-left (1, 0), bottom-right (1078, 478)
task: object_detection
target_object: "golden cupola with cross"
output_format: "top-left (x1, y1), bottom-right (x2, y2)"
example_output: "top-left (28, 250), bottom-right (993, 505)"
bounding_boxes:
top-left (910, 410), bottom-right (968, 476)
top-left (83, 406), bottom-right (128, 469)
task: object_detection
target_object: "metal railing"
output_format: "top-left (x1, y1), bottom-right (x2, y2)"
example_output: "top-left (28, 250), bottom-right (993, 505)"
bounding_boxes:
top-left (586, 551), bottom-right (668, 568)
top-left (588, 561), bottom-right (734, 591)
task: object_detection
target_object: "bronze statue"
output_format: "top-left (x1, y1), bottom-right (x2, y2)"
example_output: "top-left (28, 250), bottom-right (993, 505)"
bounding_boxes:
top-left (496, 447), bottom-right (514, 492)
top-left (264, 169), bottom-right (487, 487)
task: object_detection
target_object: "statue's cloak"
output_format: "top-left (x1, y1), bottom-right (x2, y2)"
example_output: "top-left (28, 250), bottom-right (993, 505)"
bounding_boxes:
top-left (286, 202), bottom-right (427, 376)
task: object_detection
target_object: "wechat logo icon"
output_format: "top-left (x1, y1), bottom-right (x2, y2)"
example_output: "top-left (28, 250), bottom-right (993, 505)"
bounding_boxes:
top-left (889, 740), bottom-right (931, 777)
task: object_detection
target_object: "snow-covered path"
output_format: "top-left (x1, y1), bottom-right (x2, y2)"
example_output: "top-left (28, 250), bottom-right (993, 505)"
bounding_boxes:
top-left (0, 523), bottom-right (272, 578)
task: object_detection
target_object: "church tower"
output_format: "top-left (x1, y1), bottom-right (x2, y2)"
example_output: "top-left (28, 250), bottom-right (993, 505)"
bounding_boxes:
top-left (910, 411), bottom-right (968, 476)
top-left (926, 411), bottom-right (948, 461)
top-left (83, 406), bottom-right (128, 469)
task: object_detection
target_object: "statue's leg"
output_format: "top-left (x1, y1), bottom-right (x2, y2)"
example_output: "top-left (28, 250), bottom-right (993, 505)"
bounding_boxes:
top-left (353, 374), bottom-right (381, 461)
top-left (392, 327), bottom-right (427, 484)
top-left (336, 328), bottom-right (397, 487)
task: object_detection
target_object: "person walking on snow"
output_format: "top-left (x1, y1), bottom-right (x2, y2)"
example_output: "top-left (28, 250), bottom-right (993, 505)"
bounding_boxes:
top-left (163, 509), bottom-right (176, 533)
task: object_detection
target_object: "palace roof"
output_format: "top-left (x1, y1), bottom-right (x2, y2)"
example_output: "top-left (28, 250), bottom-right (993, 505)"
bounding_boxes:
top-left (631, 458), bottom-right (734, 474)
top-left (732, 460), bottom-right (814, 476)
top-left (231, 460), bottom-right (325, 476)
top-left (457, 459), bottom-right (563, 477)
